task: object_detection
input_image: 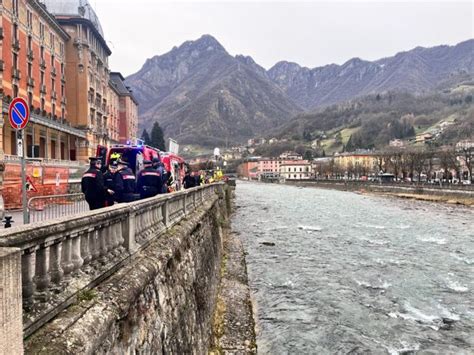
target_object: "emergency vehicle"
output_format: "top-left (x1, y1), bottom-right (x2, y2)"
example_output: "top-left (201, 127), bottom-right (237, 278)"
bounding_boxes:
top-left (96, 143), bottom-right (160, 175)
top-left (160, 152), bottom-right (185, 191)
top-left (96, 143), bottom-right (187, 189)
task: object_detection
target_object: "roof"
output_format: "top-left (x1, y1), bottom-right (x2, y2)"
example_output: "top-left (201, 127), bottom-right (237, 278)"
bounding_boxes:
top-left (42, 0), bottom-right (111, 55)
top-left (109, 72), bottom-right (139, 105)
top-left (42, 0), bottom-right (103, 35)
top-left (30, 1), bottom-right (70, 40)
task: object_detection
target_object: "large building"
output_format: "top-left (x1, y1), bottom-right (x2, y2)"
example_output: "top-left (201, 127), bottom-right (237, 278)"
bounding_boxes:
top-left (334, 151), bottom-right (378, 174)
top-left (279, 160), bottom-right (312, 180)
top-left (1, 0), bottom-right (87, 160)
top-left (109, 72), bottom-right (138, 144)
top-left (107, 78), bottom-right (120, 144)
top-left (42, 0), bottom-right (113, 159)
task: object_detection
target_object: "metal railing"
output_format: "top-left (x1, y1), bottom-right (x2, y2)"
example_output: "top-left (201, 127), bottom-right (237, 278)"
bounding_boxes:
top-left (27, 193), bottom-right (88, 223)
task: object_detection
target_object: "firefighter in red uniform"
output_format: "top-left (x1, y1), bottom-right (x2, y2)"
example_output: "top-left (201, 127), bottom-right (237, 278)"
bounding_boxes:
top-left (81, 157), bottom-right (107, 210)
top-left (136, 160), bottom-right (162, 199)
top-left (114, 159), bottom-right (138, 203)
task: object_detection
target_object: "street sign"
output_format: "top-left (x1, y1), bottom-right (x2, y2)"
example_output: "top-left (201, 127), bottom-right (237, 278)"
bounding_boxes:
top-left (17, 133), bottom-right (24, 158)
top-left (9, 97), bottom-right (30, 130)
top-left (26, 176), bottom-right (38, 192)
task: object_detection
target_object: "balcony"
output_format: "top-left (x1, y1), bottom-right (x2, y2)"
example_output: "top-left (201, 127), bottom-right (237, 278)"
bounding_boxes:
top-left (61, 74), bottom-right (66, 83)
top-left (27, 78), bottom-right (35, 87)
top-left (51, 67), bottom-right (57, 77)
top-left (40, 59), bottom-right (46, 70)
top-left (12, 39), bottom-right (20, 51)
top-left (40, 85), bottom-right (47, 94)
top-left (27, 50), bottom-right (34, 61)
top-left (61, 97), bottom-right (67, 105)
top-left (11, 68), bottom-right (21, 80)
top-left (51, 91), bottom-right (57, 100)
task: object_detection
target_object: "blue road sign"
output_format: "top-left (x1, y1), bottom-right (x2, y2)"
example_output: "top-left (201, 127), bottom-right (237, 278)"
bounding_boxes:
top-left (9, 98), bottom-right (30, 130)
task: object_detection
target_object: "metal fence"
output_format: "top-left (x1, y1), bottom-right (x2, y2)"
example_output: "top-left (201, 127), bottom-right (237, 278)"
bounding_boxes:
top-left (27, 193), bottom-right (88, 223)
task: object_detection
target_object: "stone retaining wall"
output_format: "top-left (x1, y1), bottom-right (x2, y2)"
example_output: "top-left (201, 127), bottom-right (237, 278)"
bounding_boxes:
top-left (23, 185), bottom-right (231, 354)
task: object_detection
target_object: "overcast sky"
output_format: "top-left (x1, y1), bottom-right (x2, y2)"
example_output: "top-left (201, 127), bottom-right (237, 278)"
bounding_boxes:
top-left (93, 0), bottom-right (473, 76)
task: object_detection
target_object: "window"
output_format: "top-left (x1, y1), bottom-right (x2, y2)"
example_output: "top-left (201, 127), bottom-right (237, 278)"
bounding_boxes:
top-left (28, 92), bottom-right (33, 107)
top-left (13, 52), bottom-right (18, 70)
top-left (27, 9), bottom-right (32, 28)
top-left (28, 62), bottom-right (32, 77)
top-left (40, 23), bottom-right (45, 40)
top-left (40, 46), bottom-right (44, 60)
top-left (13, 84), bottom-right (18, 98)
top-left (41, 98), bottom-right (45, 112)
top-left (28, 36), bottom-right (32, 51)
top-left (51, 55), bottom-right (55, 66)
top-left (51, 78), bottom-right (55, 92)
top-left (13, 0), bottom-right (19, 14)
top-left (13, 23), bottom-right (18, 41)
top-left (52, 103), bottom-right (56, 117)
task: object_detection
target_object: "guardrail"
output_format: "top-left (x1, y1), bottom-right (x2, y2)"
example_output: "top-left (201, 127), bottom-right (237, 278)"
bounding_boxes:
top-left (305, 179), bottom-right (474, 191)
top-left (0, 183), bottom-right (222, 337)
top-left (27, 193), bottom-right (88, 223)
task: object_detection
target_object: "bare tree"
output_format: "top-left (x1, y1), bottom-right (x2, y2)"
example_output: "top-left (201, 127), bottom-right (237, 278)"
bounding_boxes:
top-left (458, 147), bottom-right (473, 182)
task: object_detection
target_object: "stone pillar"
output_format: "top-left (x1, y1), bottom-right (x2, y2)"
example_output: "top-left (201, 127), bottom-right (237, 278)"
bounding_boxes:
top-left (0, 248), bottom-right (24, 354)
top-left (123, 211), bottom-right (137, 253)
top-left (163, 200), bottom-right (170, 227)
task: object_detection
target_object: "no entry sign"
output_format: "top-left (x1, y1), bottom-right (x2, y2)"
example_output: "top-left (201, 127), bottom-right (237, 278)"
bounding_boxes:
top-left (9, 97), bottom-right (30, 130)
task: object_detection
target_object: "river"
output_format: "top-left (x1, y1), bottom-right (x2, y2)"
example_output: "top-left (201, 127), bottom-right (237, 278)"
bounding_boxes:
top-left (232, 181), bottom-right (474, 354)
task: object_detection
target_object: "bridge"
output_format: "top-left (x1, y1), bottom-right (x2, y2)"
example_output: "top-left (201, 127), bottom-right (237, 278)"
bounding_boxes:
top-left (0, 182), bottom-right (233, 353)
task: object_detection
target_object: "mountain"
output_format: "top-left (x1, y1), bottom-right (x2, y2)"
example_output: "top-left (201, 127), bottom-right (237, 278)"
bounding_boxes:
top-left (127, 36), bottom-right (473, 147)
top-left (126, 35), bottom-right (301, 146)
top-left (268, 39), bottom-right (474, 110)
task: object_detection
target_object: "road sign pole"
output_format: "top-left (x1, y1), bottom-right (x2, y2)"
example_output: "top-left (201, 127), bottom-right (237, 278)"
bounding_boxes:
top-left (9, 97), bottom-right (31, 224)
top-left (17, 131), bottom-right (28, 224)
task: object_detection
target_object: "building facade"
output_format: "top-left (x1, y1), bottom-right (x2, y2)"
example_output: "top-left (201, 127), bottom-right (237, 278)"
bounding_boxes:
top-left (43, 0), bottom-right (112, 159)
top-left (334, 151), bottom-right (377, 175)
top-left (1, 0), bottom-right (86, 160)
top-left (109, 72), bottom-right (138, 144)
top-left (107, 79), bottom-right (120, 143)
top-left (279, 161), bottom-right (311, 180)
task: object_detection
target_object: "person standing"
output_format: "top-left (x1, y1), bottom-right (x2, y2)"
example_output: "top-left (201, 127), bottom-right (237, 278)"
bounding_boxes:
top-left (183, 170), bottom-right (196, 189)
top-left (136, 160), bottom-right (162, 199)
top-left (114, 159), bottom-right (138, 203)
top-left (152, 157), bottom-right (168, 194)
top-left (81, 157), bottom-right (107, 210)
top-left (103, 161), bottom-right (118, 206)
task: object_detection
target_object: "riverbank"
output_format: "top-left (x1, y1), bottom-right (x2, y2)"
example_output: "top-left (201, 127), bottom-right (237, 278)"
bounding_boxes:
top-left (210, 192), bottom-right (257, 354)
top-left (286, 180), bottom-right (474, 206)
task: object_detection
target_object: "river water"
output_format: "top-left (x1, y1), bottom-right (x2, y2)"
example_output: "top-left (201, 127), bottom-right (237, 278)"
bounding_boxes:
top-left (233, 181), bottom-right (474, 354)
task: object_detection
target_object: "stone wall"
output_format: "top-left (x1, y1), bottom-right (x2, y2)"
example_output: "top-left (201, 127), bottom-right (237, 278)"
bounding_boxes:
top-left (24, 185), bottom-right (231, 354)
top-left (0, 248), bottom-right (23, 354)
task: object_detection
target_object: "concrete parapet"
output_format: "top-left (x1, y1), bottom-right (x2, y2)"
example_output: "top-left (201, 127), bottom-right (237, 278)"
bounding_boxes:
top-left (25, 186), bottom-right (231, 354)
top-left (0, 248), bottom-right (23, 355)
top-left (0, 183), bottom-right (222, 339)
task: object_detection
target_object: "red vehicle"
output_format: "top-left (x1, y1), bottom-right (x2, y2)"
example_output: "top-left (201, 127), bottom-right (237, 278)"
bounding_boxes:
top-left (96, 144), bottom-right (187, 190)
top-left (160, 152), bottom-right (186, 190)
top-left (96, 144), bottom-right (161, 175)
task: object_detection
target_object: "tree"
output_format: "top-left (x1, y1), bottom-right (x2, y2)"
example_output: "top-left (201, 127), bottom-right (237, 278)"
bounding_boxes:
top-left (303, 150), bottom-right (313, 161)
top-left (141, 129), bottom-right (151, 145)
top-left (150, 122), bottom-right (166, 151)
